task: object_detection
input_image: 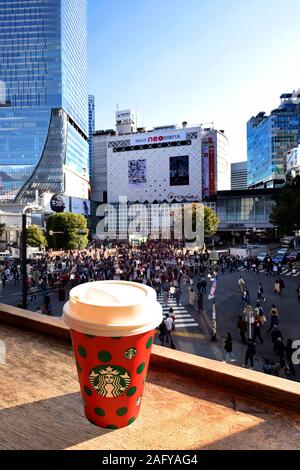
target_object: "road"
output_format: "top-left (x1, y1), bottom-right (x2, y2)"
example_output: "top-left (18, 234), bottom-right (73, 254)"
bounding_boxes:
top-left (1, 267), bottom-right (299, 380)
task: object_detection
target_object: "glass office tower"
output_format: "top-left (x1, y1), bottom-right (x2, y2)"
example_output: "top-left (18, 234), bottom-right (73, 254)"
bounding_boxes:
top-left (88, 95), bottom-right (95, 181)
top-left (0, 0), bottom-right (89, 203)
top-left (247, 91), bottom-right (300, 188)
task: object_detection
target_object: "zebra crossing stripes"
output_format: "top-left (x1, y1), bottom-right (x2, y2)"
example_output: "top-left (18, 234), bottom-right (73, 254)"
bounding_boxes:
top-left (238, 266), bottom-right (300, 277)
top-left (157, 295), bottom-right (199, 328)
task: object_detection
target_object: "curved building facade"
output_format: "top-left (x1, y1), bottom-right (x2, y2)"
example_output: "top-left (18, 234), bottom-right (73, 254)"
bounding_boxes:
top-left (0, 0), bottom-right (89, 203)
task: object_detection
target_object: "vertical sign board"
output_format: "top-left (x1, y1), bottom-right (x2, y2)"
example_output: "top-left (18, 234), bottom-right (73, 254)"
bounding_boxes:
top-left (209, 145), bottom-right (215, 196)
top-left (202, 146), bottom-right (209, 197)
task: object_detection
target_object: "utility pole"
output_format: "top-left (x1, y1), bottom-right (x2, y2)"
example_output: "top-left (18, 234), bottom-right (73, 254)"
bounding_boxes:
top-left (21, 213), bottom-right (27, 310)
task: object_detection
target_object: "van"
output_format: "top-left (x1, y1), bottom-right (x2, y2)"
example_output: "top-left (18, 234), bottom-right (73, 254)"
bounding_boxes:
top-left (280, 236), bottom-right (295, 248)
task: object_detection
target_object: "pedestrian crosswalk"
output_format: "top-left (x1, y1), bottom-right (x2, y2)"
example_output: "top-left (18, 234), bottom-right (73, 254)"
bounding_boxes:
top-left (238, 266), bottom-right (300, 277)
top-left (157, 295), bottom-right (199, 329)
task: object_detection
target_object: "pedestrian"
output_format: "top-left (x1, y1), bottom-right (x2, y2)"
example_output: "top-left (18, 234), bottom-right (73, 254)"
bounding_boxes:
top-left (274, 337), bottom-right (285, 367)
top-left (163, 284), bottom-right (169, 306)
top-left (285, 339), bottom-right (296, 376)
top-left (242, 289), bottom-right (249, 305)
top-left (158, 320), bottom-right (167, 346)
top-left (274, 279), bottom-right (281, 296)
top-left (262, 358), bottom-right (274, 375)
top-left (245, 339), bottom-right (256, 369)
top-left (279, 278), bottom-right (285, 296)
top-left (164, 314), bottom-right (174, 347)
top-left (237, 315), bottom-right (247, 344)
top-left (224, 332), bottom-right (235, 362)
top-left (169, 307), bottom-right (176, 330)
top-left (296, 285), bottom-right (300, 303)
top-left (1, 272), bottom-right (6, 288)
top-left (252, 316), bottom-right (264, 344)
top-left (257, 282), bottom-right (266, 302)
top-left (174, 286), bottom-right (181, 306)
top-left (267, 304), bottom-right (279, 332)
top-left (188, 287), bottom-right (196, 307)
top-left (271, 325), bottom-right (283, 351)
top-left (238, 276), bottom-right (246, 293)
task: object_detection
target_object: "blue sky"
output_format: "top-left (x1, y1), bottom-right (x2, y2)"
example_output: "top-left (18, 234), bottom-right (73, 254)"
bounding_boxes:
top-left (88, 0), bottom-right (300, 162)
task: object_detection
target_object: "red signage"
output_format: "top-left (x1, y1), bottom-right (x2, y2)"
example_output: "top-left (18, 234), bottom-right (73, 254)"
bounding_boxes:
top-left (209, 145), bottom-right (215, 196)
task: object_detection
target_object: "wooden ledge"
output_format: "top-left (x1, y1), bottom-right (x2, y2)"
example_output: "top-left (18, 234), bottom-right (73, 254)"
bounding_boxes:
top-left (0, 303), bottom-right (300, 413)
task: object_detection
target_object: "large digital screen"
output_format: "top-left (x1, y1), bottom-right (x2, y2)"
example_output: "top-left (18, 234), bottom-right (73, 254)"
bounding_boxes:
top-left (170, 156), bottom-right (189, 186)
top-left (128, 159), bottom-right (147, 187)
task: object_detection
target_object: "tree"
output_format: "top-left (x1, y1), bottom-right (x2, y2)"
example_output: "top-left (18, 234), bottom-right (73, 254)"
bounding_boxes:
top-left (270, 187), bottom-right (300, 236)
top-left (204, 206), bottom-right (219, 237)
top-left (27, 225), bottom-right (47, 248)
top-left (0, 223), bottom-right (5, 237)
top-left (46, 212), bottom-right (89, 250)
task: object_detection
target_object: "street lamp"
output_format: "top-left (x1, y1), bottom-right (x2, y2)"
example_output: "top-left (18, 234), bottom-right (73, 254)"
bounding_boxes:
top-left (209, 249), bottom-right (219, 342)
top-left (21, 204), bottom-right (44, 310)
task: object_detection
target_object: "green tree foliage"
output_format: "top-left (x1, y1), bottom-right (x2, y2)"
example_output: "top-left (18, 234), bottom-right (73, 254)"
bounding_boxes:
top-left (204, 205), bottom-right (220, 236)
top-left (27, 224), bottom-right (47, 248)
top-left (46, 212), bottom-right (89, 250)
top-left (270, 187), bottom-right (300, 235)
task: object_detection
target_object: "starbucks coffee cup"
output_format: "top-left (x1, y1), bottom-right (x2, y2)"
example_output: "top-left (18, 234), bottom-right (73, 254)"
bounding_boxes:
top-left (63, 281), bottom-right (163, 429)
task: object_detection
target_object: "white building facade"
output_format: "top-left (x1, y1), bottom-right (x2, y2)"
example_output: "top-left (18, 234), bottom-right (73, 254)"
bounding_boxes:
top-left (107, 125), bottom-right (202, 204)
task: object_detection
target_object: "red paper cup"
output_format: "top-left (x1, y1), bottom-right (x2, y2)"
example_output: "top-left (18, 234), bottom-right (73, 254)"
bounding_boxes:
top-left (71, 328), bottom-right (155, 428)
top-left (63, 281), bottom-right (162, 429)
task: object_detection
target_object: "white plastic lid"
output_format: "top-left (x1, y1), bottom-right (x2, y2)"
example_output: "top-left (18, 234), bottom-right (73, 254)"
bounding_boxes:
top-left (63, 281), bottom-right (163, 337)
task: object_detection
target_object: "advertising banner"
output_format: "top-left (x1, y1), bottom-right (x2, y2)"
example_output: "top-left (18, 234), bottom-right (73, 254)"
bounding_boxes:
top-left (128, 159), bottom-right (147, 187)
top-left (71, 197), bottom-right (91, 216)
top-left (202, 146), bottom-right (209, 197)
top-left (131, 130), bottom-right (187, 146)
top-left (209, 145), bottom-right (215, 196)
top-left (170, 156), bottom-right (189, 186)
top-left (43, 193), bottom-right (70, 213)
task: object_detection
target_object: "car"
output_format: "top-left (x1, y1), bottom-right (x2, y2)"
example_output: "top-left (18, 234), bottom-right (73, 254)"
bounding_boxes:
top-left (278, 247), bottom-right (290, 255)
top-left (287, 250), bottom-right (300, 263)
top-left (272, 252), bottom-right (288, 264)
top-left (257, 253), bottom-right (268, 263)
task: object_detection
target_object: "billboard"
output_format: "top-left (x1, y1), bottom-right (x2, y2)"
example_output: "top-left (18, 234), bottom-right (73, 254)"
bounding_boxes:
top-left (170, 156), bottom-right (189, 186)
top-left (202, 146), bottom-right (209, 197)
top-left (131, 130), bottom-right (187, 146)
top-left (43, 193), bottom-right (70, 213)
top-left (71, 197), bottom-right (91, 216)
top-left (128, 159), bottom-right (147, 187)
top-left (209, 145), bottom-right (215, 196)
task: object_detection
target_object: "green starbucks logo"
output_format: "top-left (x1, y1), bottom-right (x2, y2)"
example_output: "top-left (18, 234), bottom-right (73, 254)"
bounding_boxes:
top-left (125, 347), bottom-right (137, 360)
top-left (89, 365), bottom-right (131, 398)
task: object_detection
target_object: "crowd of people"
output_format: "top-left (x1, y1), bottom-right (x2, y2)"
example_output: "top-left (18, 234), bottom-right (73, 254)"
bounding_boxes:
top-left (0, 241), bottom-right (299, 378)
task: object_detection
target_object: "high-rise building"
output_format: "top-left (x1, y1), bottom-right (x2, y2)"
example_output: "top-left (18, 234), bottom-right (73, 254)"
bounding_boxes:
top-left (247, 90), bottom-right (300, 189)
top-left (0, 0), bottom-right (89, 203)
top-left (201, 128), bottom-right (230, 198)
top-left (88, 95), bottom-right (95, 181)
top-left (231, 161), bottom-right (247, 190)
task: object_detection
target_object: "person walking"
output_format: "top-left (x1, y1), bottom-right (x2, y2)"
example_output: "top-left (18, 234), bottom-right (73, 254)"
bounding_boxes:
top-left (257, 282), bottom-right (266, 302)
top-left (224, 332), bottom-right (235, 362)
top-left (274, 337), bottom-right (285, 368)
top-left (271, 325), bottom-right (283, 351)
top-left (188, 287), bottom-right (196, 307)
top-left (274, 279), bottom-right (281, 296)
top-left (158, 320), bottom-right (167, 346)
top-left (237, 315), bottom-right (247, 344)
top-left (174, 286), bottom-right (182, 306)
top-left (267, 304), bottom-right (279, 332)
top-left (252, 316), bottom-right (264, 344)
top-left (245, 339), bottom-right (256, 369)
top-left (164, 314), bottom-right (174, 347)
top-left (296, 285), bottom-right (300, 303)
top-left (238, 276), bottom-right (246, 293)
top-left (279, 278), bottom-right (285, 296)
top-left (285, 339), bottom-right (296, 376)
